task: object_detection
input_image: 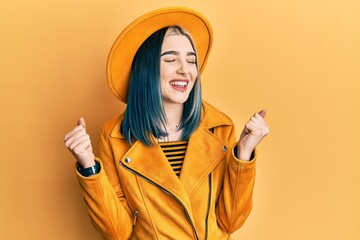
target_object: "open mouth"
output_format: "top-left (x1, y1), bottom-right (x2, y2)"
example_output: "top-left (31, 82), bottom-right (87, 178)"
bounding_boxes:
top-left (169, 80), bottom-right (189, 91)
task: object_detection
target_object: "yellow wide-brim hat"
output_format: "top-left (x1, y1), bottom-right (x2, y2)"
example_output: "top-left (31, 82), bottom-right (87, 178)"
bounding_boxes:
top-left (106, 6), bottom-right (213, 103)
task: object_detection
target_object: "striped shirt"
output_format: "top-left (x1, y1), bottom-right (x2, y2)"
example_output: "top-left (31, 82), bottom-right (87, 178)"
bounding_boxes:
top-left (159, 141), bottom-right (188, 177)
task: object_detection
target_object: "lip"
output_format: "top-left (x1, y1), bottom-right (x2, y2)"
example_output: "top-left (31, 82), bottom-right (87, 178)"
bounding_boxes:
top-left (169, 79), bottom-right (189, 92)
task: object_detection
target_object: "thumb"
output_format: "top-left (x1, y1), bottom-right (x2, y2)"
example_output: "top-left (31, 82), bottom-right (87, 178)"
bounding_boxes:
top-left (258, 109), bottom-right (267, 118)
top-left (77, 117), bottom-right (86, 129)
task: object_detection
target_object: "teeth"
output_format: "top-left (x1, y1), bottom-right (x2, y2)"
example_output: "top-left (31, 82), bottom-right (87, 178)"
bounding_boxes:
top-left (170, 81), bottom-right (187, 87)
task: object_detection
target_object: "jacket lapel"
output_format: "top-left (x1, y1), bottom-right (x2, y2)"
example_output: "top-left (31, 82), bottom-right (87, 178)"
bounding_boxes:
top-left (109, 117), bottom-right (190, 205)
top-left (179, 123), bottom-right (228, 195)
top-left (118, 139), bottom-right (193, 211)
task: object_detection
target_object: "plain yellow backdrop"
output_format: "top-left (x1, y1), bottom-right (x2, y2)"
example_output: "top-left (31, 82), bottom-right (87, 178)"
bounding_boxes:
top-left (1, 0), bottom-right (359, 239)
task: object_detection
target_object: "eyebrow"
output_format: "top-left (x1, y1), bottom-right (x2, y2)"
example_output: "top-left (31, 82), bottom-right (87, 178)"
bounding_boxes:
top-left (160, 51), bottom-right (196, 57)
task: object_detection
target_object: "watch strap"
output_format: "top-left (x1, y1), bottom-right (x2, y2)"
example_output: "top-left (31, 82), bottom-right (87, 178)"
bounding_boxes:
top-left (77, 161), bottom-right (100, 177)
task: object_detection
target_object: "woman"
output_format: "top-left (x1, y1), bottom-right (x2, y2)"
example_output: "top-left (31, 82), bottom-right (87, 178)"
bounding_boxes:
top-left (64, 7), bottom-right (269, 240)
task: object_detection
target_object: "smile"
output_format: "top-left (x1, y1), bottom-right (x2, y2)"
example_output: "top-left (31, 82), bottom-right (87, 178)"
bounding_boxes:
top-left (169, 80), bottom-right (189, 91)
top-left (170, 80), bottom-right (188, 86)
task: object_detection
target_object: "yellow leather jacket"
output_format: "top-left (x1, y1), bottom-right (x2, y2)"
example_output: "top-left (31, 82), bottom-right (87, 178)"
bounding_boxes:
top-left (76, 102), bottom-right (256, 239)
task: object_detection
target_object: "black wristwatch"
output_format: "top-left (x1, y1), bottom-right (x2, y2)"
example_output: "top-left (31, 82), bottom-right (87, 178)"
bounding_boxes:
top-left (77, 161), bottom-right (100, 177)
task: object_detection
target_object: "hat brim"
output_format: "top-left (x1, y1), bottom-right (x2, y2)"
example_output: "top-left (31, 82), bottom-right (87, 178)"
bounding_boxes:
top-left (106, 7), bottom-right (213, 103)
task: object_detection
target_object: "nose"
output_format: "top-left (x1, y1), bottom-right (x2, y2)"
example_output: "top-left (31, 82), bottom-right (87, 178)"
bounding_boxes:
top-left (176, 59), bottom-right (190, 77)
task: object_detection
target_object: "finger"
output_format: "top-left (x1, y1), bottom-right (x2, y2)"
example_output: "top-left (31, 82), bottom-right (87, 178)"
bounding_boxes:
top-left (244, 116), bottom-right (260, 132)
top-left (247, 121), bottom-right (267, 134)
top-left (65, 129), bottom-right (88, 148)
top-left (243, 126), bottom-right (250, 134)
top-left (258, 109), bottom-right (266, 119)
top-left (64, 125), bottom-right (85, 142)
top-left (245, 122), bottom-right (258, 132)
top-left (78, 117), bottom-right (86, 129)
top-left (250, 115), bottom-right (263, 125)
top-left (246, 121), bottom-right (269, 136)
top-left (72, 139), bottom-right (92, 155)
top-left (253, 113), bottom-right (268, 126)
top-left (69, 134), bottom-right (91, 151)
top-left (72, 139), bottom-right (91, 154)
top-left (248, 116), bottom-right (269, 130)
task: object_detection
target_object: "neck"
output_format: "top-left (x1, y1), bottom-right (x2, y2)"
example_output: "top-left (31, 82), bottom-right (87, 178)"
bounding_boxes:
top-left (163, 102), bottom-right (183, 129)
top-left (158, 102), bottom-right (183, 142)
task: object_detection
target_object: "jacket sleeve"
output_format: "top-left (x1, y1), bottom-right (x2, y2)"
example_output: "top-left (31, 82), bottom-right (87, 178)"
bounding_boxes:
top-left (75, 126), bottom-right (133, 240)
top-left (216, 123), bottom-right (256, 233)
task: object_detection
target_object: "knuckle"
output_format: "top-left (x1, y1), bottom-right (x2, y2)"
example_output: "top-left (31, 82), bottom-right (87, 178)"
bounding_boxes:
top-left (65, 140), bottom-right (72, 148)
top-left (69, 141), bottom-right (78, 150)
top-left (263, 128), bottom-right (269, 135)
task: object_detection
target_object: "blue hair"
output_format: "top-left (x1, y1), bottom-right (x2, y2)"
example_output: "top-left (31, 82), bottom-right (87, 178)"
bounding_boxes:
top-left (121, 26), bottom-right (202, 146)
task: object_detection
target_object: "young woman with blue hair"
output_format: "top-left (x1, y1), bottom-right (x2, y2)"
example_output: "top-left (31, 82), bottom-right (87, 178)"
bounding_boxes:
top-left (64, 7), bottom-right (269, 240)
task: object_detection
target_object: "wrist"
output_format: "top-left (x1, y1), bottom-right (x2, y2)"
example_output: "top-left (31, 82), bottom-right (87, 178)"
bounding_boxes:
top-left (236, 145), bottom-right (253, 161)
top-left (238, 152), bottom-right (251, 161)
top-left (79, 159), bottom-right (96, 168)
top-left (77, 160), bottom-right (100, 177)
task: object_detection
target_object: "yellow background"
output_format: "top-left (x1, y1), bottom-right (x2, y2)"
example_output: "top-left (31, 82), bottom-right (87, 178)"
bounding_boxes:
top-left (1, 0), bottom-right (359, 239)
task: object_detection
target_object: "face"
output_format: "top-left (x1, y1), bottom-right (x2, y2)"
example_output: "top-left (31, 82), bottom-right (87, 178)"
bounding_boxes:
top-left (160, 29), bottom-right (198, 106)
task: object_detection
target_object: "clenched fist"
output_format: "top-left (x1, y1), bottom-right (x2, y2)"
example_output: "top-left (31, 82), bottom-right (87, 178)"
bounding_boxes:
top-left (64, 118), bottom-right (95, 168)
top-left (237, 110), bottom-right (269, 160)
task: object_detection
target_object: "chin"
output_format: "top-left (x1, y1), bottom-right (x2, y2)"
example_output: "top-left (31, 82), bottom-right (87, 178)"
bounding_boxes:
top-left (172, 99), bottom-right (188, 105)
top-left (165, 96), bottom-right (189, 105)
top-left (175, 95), bottom-right (191, 104)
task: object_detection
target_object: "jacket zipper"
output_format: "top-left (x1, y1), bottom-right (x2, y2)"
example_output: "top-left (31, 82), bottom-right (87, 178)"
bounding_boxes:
top-left (120, 162), bottom-right (200, 240)
top-left (204, 174), bottom-right (212, 240)
top-left (133, 210), bottom-right (139, 229)
top-left (204, 127), bottom-right (214, 240)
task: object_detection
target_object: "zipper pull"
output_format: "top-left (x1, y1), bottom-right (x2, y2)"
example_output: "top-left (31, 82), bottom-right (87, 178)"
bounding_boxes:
top-left (133, 210), bottom-right (139, 228)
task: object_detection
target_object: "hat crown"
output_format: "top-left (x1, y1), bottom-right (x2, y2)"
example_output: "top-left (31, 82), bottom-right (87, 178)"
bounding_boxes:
top-left (107, 7), bottom-right (213, 103)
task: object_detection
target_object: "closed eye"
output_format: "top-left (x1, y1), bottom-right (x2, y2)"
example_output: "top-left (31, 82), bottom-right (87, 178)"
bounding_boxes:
top-left (163, 58), bottom-right (176, 62)
top-left (161, 51), bottom-right (197, 64)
